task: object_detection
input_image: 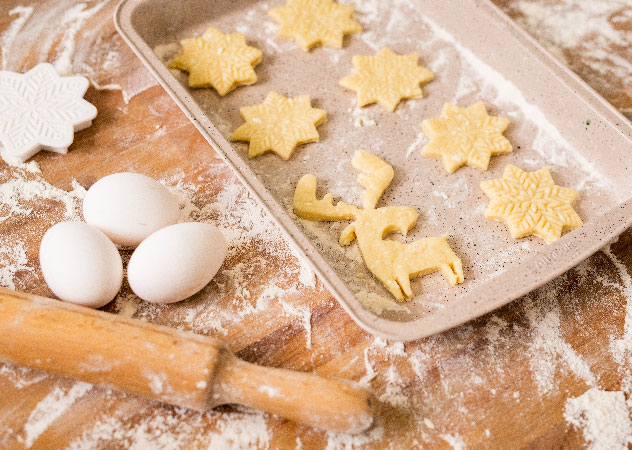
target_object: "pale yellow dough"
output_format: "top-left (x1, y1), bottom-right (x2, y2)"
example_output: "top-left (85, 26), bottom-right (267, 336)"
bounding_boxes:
top-left (340, 48), bottom-right (434, 112)
top-left (293, 150), bottom-right (463, 301)
top-left (421, 101), bottom-right (512, 173)
top-left (168, 27), bottom-right (262, 95)
top-left (232, 92), bottom-right (327, 160)
top-left (480, 164), bottom-right (583, 243)
top-left (268, 0), bottom-right (362, 51)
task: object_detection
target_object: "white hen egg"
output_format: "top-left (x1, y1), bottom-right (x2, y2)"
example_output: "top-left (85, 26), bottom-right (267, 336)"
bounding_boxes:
top-left (127, 222), bottom-right (227, 304)
top-left (39, 222), bottom-right (123, 308)
top-left (83, 172), bottom-right (180, 247)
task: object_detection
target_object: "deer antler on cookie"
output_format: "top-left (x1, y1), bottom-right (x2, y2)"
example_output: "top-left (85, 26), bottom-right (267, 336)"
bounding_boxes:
top-left (293, 174), bottom-right (358, 221)
top-left (293, 151), bottom-right (464, 302)
top-left (352, 150), bottom-right (394, 209)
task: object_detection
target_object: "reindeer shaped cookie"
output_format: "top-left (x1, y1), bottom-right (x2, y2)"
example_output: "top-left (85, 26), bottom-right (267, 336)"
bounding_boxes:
top-left (294, 150), bottom-right (464, 301)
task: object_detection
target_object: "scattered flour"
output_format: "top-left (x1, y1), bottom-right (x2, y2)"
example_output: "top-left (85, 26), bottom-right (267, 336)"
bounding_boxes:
top-left (0, 6), bottom-right (33, 70)
top-left (525, 299), bottom-right (597, 393)
top-left (0, 364), bottom-right (48, 390)
top-left (324, 424), bottom-right (384, 450)
top-left (118, 69), bottom-right (159, 104)
top-left (288, 242), bottom-right (317, 289)
top-left (349, 107), bottom-right (377, 128)
top-left (0, 238), bottom-right (33, 290)
top-left (440, 433), bottom-right (467, 450)
top-left (0, 165), bottom-right (85, 290)
top-left (564, 388), bottom-right (632, 450)
top-left (1, 2), bottom-right (157, 104)
top-left (89, 78), bottom-right (123, 92)
top-left (359, 347), bottom-right (377, 387)
top-left (206, 410), bottom-right (271, 450)
top-left (604, 245), bottom-right (632, 383)
top-left (65, 406), bottom-right (271, 450)
top-left (354, 290), bottom-right (408, 315)
top-left (145, 372), bottom-right (167, 396)
top-left (502, 0), bottom-right (632, 118)
top-left (353, 115), bottom-right (376, 128)
top-left (2, 159), bottom-right (42, 174)
top-left (509, 0), bottom-right (632, 84)
top-left (258, 385), bottom-right (281, 398)
top-left (379, 365), bottom-right (409, 407)
top-left (404, 132), bottom-right (427, 158)
top-left (0, 168), bottom-right (85, 223)
top-left (83, 56), bottom-right (158, 105)
top-left (53, 1), bottom-right (110, 75)
top-left (20, 382), bottom-right (92, 448)
top-left (256, 283), bottom-right (313, 348)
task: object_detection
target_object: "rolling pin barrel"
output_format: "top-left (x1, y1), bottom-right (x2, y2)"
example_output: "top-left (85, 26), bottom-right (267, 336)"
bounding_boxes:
top-left (0, 288), bottom-right (374, 433)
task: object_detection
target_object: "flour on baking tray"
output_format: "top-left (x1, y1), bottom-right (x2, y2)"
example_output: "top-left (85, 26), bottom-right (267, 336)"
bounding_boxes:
top-left (203, 0), bottom-right (619, 314)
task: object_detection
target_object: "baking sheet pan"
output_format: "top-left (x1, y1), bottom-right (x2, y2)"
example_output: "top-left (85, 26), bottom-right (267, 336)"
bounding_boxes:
top-left (114, 0), bottom-right (632, 341)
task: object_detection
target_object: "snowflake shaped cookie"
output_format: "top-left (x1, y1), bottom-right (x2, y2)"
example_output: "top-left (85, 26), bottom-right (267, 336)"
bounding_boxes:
top-left (231, 91), bottom-right (326, 159)
top-left (480, 164), bottom-right (582, 243)
top-left (268, 0), bottom-right (362, 51)
top-left (421, 101), bottom-right (512, 173)
top-left (0, 63), bottom-right (97, 163)
top-left (339, 48), bottom-right (434, 112)
top-left (168, 27), bottom-right (262, 95)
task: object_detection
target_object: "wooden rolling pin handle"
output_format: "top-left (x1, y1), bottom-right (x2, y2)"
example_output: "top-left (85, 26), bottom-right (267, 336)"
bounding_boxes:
top-left (214, 356), bottom-right (375, 434)
top-left (0, 288), bottom-right (375, 434)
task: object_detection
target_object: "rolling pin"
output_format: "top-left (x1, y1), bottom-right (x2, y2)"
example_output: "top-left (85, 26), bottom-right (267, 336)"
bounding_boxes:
top-left (0, 287), bottom-right (374, 434)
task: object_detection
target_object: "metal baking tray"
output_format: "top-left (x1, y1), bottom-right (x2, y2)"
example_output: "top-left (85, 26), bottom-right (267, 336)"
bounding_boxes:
top-left (114, 0), bottom-right (632, 341)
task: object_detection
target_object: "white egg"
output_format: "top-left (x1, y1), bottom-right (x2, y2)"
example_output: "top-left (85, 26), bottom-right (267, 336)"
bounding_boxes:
top-left (127, 223), bottom-right (227, 304)
top-left (83, 172), bottom-right (180, 247)
top-left (39, 222), bottom-right (123, 308)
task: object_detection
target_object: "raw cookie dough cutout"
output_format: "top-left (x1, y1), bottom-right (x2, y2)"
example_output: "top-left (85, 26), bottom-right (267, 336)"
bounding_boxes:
top-left (421, 101), bottom-right (512, 173)
top-left (339, 48), bottom-right (434, 112)
top-left (480, 164), bottom-right (582, 243)
top-left (232, 91), bottom-right (326, 159)
top-left (294, 150), bottom-right (463, 301)
top-left (168, 27), bottom-right (262, 95)
top-left (268, 0), bottom-right (362, 51)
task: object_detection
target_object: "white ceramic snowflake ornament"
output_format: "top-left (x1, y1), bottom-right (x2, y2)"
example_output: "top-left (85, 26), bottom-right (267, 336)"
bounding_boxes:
top-left (0, 63), bottom-right (97, 163)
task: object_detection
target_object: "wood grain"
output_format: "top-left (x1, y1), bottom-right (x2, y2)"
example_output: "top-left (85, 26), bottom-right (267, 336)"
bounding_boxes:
top-left (0, 288), bottom-right (375, 433)
top-left (0, 0), bottom-right (631, 449)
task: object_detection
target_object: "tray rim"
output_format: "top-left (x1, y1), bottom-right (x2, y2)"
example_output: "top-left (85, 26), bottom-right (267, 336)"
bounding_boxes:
top-left (113, 0), bottom-right (632, 342)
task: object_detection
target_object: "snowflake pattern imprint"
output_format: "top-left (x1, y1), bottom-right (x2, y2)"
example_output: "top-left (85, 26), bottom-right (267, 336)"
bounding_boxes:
top-left (231, 91), bottom-right (326, 160)
top-left (168, 27), bottom-right (262, 95)
top-left (421, 101), bottom-right (513, 173)
top-left (480, 164), bottom-right (583, 243)
top-left (268, 0), bottom-right (362, 51)
top-left (339, 48), bottom-right (434, 112)
top-left (0, 63), bottom-right (97, 163)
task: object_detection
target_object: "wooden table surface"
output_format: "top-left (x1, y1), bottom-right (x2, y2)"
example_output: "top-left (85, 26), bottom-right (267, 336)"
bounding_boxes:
top-left (1, 0), bottom-right (631, 448)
